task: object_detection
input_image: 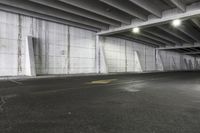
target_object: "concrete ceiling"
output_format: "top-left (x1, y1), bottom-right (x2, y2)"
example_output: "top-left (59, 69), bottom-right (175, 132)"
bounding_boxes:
top-left (158, 45), bottom-right (200, 57)
top-left (117, 18), bottom-right (200, 47)
top-left (0, 0), bottom-right (200, 49)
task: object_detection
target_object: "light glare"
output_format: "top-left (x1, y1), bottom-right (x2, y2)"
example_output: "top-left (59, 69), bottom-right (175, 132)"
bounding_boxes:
top-left (172, 19), bottom-right (182, 27)
top-left (132, 27), bottom-right (140, 33)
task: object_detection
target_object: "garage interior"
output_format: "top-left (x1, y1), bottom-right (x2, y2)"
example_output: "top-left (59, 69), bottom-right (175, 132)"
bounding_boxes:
top-left (1, 0), bottom-right (200, 133)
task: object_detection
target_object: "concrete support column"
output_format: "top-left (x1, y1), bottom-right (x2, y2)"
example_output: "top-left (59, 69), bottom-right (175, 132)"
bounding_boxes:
top-left (134, 51), bottom-right (143, 72)
top-left (144, 45), bottom-right (146, 72)
top-left (194, 57), bottom-right (198, 70)
top-left (67, 26), bottom-right (71, 74)
top-left (156, 50), bottom-right (164, 71)
top-left (172, 57), bottom-right (177, 70)
top-left (25, 36), bottom-right (36, 76)
top-left (183, 58), bottom-right (189, 70)
top-left (95, 35), bottom-right (100, 74)
top-left (125, 41), bottom-right (128, 72)
top-left (180, 55), bottom-right (184, 70)
top-left (99, 36), bottom-right (108, 74)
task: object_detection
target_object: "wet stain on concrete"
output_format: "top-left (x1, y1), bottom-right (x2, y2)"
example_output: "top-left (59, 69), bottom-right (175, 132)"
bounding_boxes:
top-left (1, 72), bottom-right (200, 133)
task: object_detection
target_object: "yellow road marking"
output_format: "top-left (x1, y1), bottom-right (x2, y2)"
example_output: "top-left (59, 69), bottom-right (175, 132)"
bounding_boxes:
top-left (86, 79), bottom-right (117, 84)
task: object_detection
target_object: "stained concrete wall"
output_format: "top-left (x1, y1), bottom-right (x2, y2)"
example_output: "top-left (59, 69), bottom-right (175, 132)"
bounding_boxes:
top-left (99, 37), bottom-right (156, 73)
top-left (0, 11), bottom-right (25, 76)
top-left (0, 10), bottom-right (97, 76)
top-left (69, 27), bottom-right (96, 74)
top-left (157, 50), bottom-right (199, 71)
top-left (0, 10), bottom-right (199, 76)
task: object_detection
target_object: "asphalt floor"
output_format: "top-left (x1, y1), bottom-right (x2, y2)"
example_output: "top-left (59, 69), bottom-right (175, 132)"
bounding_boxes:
top-left (1, 71), bottom-right (200, 133)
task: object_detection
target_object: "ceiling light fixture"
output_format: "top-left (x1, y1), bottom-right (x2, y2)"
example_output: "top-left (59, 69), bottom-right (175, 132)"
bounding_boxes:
top-left (172, 19), bottom-right (182, 27)
top-left (132, 27), bottom-right (140, 34)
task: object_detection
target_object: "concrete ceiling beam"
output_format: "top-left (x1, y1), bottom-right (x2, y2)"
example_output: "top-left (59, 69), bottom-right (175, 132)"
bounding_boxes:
top-left (29, 0), bottom-right (121, 27)
top-left (99, 0), bottom-right (147, 21)
top-left (157, 25), bottom-right (194, 43)
top-left (191, 18), bottom-right (200, 29)
top-left (123, 33), bottom-right (165, 47)
top-left (177, 24), bottom-right (200, 42)
top-left (141, 31), bottom-right (175, 46)
top-left (145, 28), bottom-right (181, 45)
top-left (98, 2), bottom-right (200, 35)
top-left (58, 0), bottom-right (131, 24)
top-left (0, 0), bottom-right (108, 30)
top-left (129, 0), bottom-right (162, 17)
top-left (170, 0), bottom-right (186, 12)
top-left (114, 35), bottom-right (158, 48)
top-left (0, 4), bottom-right (100, 32)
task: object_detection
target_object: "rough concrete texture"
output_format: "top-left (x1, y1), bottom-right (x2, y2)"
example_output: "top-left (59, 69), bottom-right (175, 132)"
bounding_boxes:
top-left (0, 10), bottom-right (199, 77)
top-left (100, 37), bottom-right (156, 73)
top-left (158, 50), bottom-right (200, 71)
top-left (0, 10), bottom-right (96, 76)
top-left (1, 72), bottom-right (200, 133)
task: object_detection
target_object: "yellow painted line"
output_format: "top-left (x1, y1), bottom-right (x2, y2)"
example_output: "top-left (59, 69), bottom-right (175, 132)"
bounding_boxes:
top-left (31, 78), bottom-right (166, 95)
top-left (86, 79), bottom-right (117, 84)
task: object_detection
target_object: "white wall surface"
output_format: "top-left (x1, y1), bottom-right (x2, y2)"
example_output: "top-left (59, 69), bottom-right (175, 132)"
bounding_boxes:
top-left (0, 10), bottom-right (199, 76)
top-left (157, 50), bottom-right (197, 71)
top-left (99, 37), bottom-right (156, 73)
top-left (0, 11), bottom-right (97, 76)
top-left (69, 27), bottom-right (96, 74)
top-left (0, 11), bottom-right (24, 76)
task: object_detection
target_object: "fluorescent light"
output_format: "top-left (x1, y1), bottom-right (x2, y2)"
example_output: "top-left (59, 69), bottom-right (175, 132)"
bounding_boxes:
top-left (172, 19), bottom-right (182, 27)
top-left (132, 27), bottom-right (140, 34)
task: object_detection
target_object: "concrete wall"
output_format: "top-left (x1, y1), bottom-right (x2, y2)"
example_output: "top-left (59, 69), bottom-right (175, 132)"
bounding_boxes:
top-left (99, 37), bottom-right (156, 73)
top-left (0, 10), bottom-right (97, 76)
top-left (157, 50), bottom-right (200, 71)
top-left (0, 11), bottom-right (25, 76)
top-left (69, 27), bottom-right (96, 74)
top-left (0, 10), bottom-right (199, 76)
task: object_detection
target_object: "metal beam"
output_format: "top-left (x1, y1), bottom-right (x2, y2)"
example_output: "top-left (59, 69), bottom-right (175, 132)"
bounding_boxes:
top-left (129, 0), bottom-right (162, 17)
top-left (0, 0), bottom-right (108, 30)
top-left (157, 25), bottom-right (194, 43)
top-left (99, 0), bottom-right (147, 21)
top-left (98, 2), bottom-right (200, 35)
top-left (29, 0), bottom-right (121, 27)
top-left (0, 4), bottom-right (99, 32)
top-left (58, 0), bottom-right (131, 24)
top-left (170, 0), bottom-right (186, 12)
